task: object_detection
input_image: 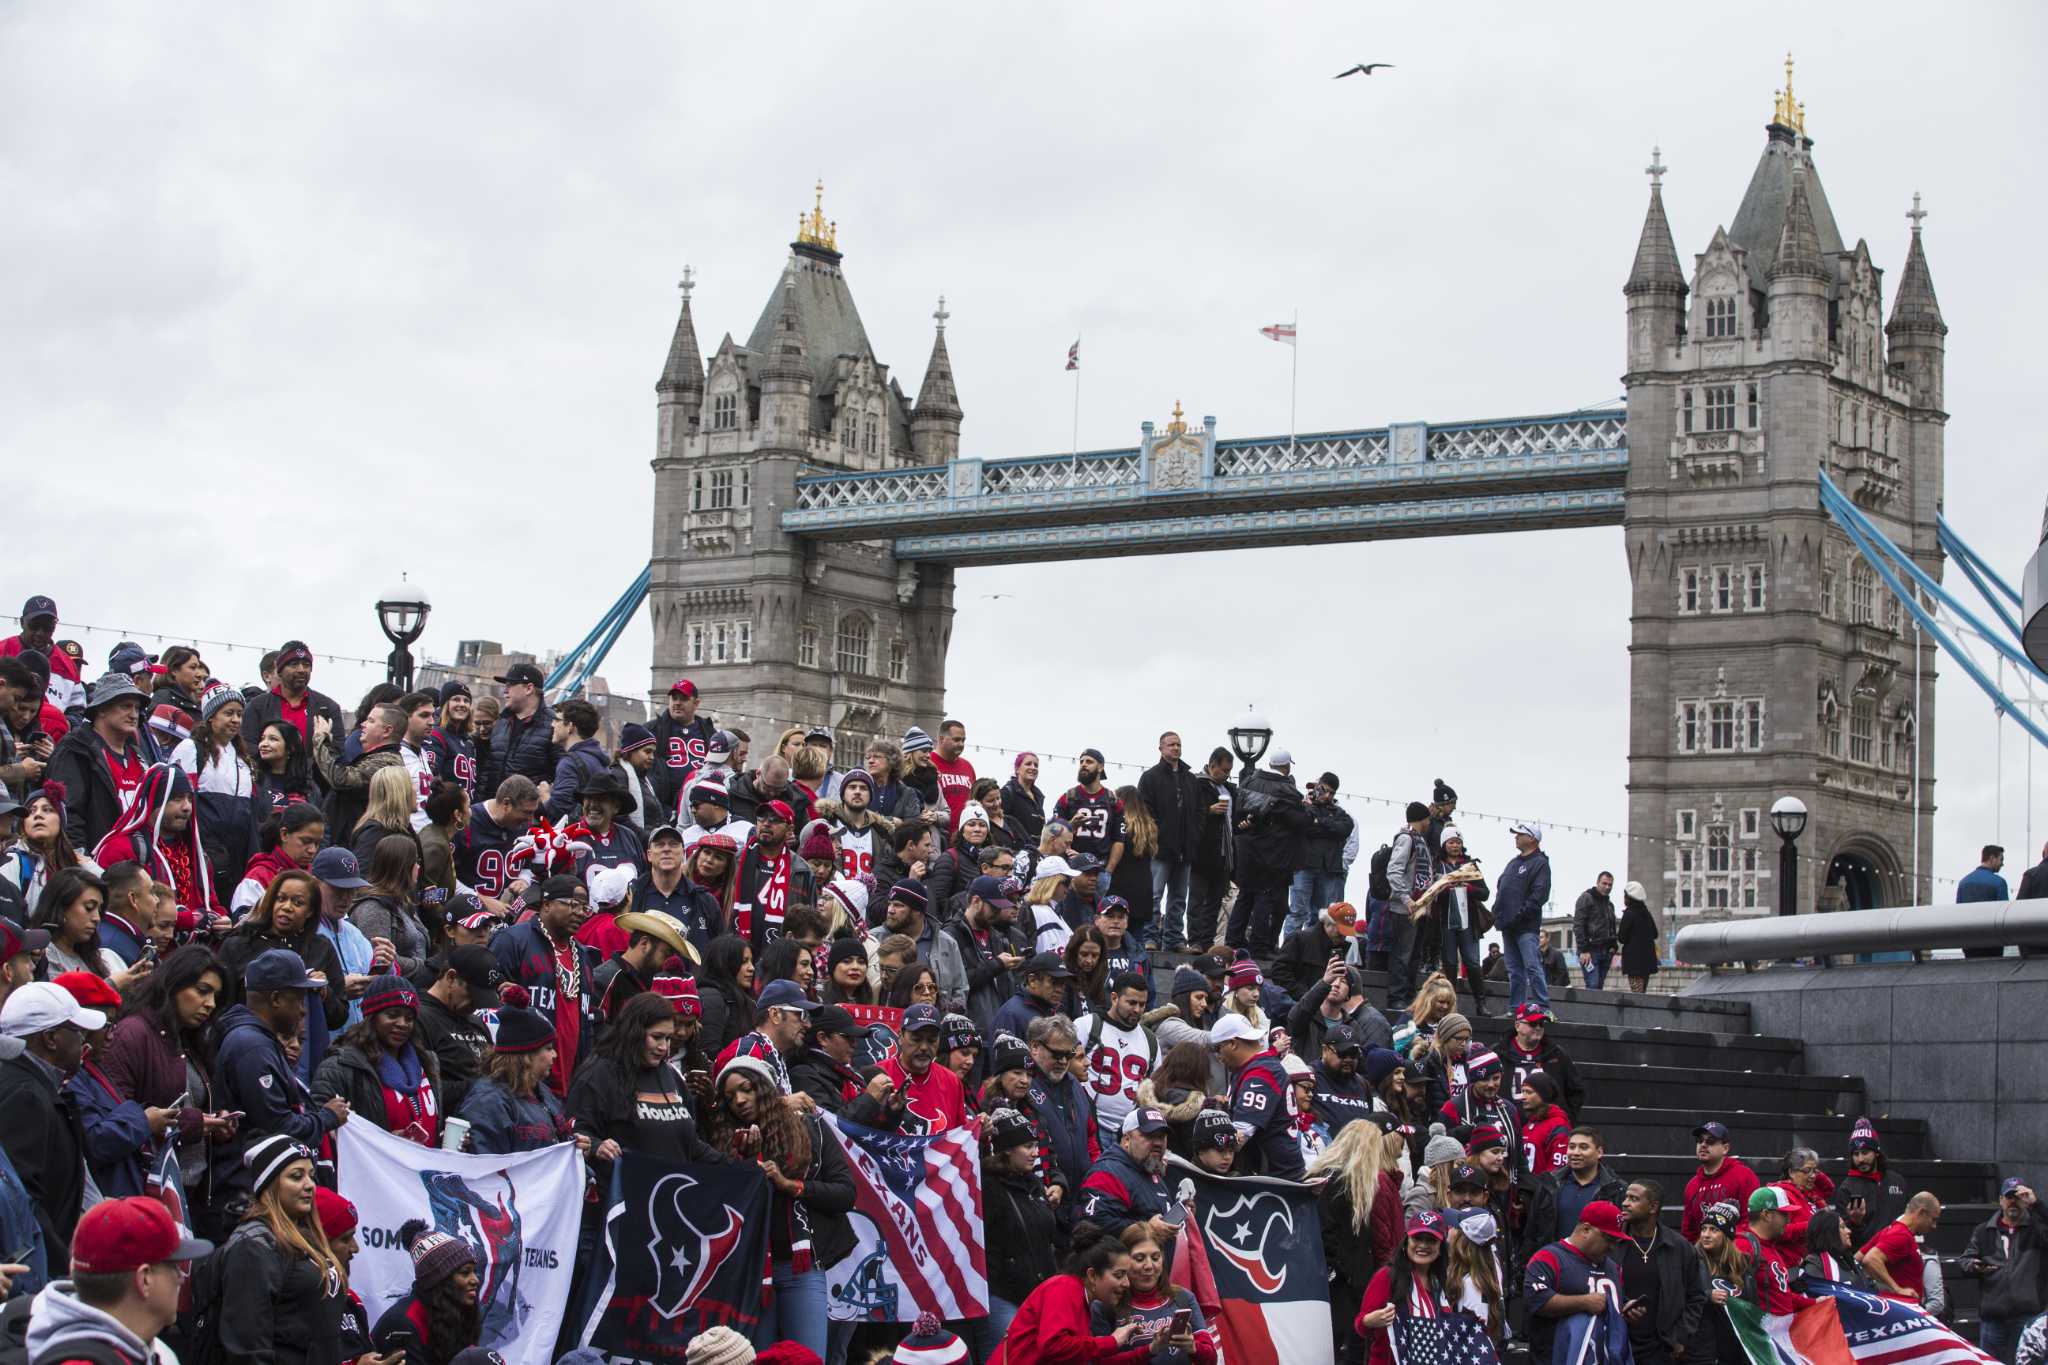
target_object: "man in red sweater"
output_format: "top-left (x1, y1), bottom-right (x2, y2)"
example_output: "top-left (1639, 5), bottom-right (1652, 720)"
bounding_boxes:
top-left (1737, 1188), bottom-right (1820, 1315)
top-left (881, 1004), bottom-right (967, 1134)
top-left (1859, 1192), bottom-right (1942, 1303)
top-left (929, 720), bottom-right (977, 832)
top-left (1682, 1120), bottom-right (1761, 1241)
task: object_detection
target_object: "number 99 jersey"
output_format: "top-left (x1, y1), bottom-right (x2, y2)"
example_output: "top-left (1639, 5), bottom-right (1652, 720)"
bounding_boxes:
top-left (1076, 1012), bottom-right (1156, 1147)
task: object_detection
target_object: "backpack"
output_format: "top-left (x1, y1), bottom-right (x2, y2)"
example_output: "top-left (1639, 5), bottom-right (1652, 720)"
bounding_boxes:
top-left (1368, 844), bottom-right (1394, 902)
top-left (1083, 1011), bottom-right (1158, 1073)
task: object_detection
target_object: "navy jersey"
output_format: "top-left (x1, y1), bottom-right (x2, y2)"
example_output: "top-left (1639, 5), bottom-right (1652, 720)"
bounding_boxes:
top-left (458, 800), bottom-right (524, 897)
top-left (650, 714), bottom-right (718, 807)
top-left (423, 727), bottom-right (478, 800)
top-left (1054, 784), bottom-right (1126, 860)
top-left (1524, 1239), bottom-right (1621, 1365)
top-left (574, 822), bottom-right (646, 880)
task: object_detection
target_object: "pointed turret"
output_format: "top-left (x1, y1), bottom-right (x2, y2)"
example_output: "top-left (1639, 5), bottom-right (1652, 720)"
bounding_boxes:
top-left (1624, 149), bottom-right (1687, 373)
top-left (759, 272), bottom-right (812, 444)
top-left (1768, 163), bottom-right (1829, 282)
top-left (655, 269), bottom-right (705, 461)
top-left (910, 296), bottom-right (964, 463)
top-left (1888, 195), bottom-right (1946, 408)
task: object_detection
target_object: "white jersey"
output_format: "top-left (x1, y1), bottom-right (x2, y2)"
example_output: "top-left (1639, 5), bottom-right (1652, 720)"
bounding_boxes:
top-left (402, 741), bottom-right (434, 830)
top-left (1076, 1012), bottom-right (1156, 1147)
top-left (834, 822), bottom-right (878, 881)
top-left (1031, 904), bottom-right (1071, 956)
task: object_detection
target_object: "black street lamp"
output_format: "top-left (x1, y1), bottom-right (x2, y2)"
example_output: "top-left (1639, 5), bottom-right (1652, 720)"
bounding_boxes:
top-left (375, 580), bottom-right (431, 693)
top-left (1227, 709), bottom-right (1273, 780)
top-left (1770, 795), bottom-right (1807, 917)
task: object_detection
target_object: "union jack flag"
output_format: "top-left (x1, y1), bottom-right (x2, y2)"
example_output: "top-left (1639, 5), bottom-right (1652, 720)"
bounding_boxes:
top-left (823, 1116), bottom-right (986, 1323)
top-left (1066, 340), bottom-right (1080, 371)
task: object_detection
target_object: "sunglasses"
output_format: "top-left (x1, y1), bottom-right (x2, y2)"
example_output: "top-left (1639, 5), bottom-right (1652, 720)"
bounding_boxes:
top-left (1041, 1047), bottom-right (1076, 1064)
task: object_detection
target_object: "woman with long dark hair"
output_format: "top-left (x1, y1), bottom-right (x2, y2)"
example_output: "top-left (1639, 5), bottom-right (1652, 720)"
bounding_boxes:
top-left (33, 865), bottom-right (116, 979)
top-left (1063, 925), bottom-right (1109, 1020)
top-left (231, 802), bottom-right (326, 916)
top-left (1355, 1211), bottom-right (1454, 1365)
top-left (570, 993), bottom-right (728, 1175)
top-left (2, 783), bottom-right (86, 910)
top-left (1000, 1220), bottom-right (1154, 1364)
top-left (371, 1219), bottom-right (482, 1365)
top-left (313, 975), bottom-right (442, 1146)
top-left (251, 721), bottom-right (317, 820)
top-left (1695, 1202), bottom-right (1751, 1365)
top-left (349, 834), bottom-right (431, 978)
top-left (218, 869), bottom-right (350, 1048)
top-left (147, 646), bottom-right (209, 752)
top-left (885, 960), bottom-right (941, 1011)
top-left (172, 686), bottom-right (256, 883)
top-left (696, 934), bottom-right (757, 1060)
top-left (755, 936), bottom-right (815, 997)
top-left (1136, 1039), bottom-right (1217, 1161)
top-left (707, 1055), bottom-right (855, 1361)
top-left (100, 945), bottom-right (239, 1227)
top-left (209, 1135), bottom-right (347, 1365)
top-left (1094, 1225), bottom-right (1213, 1365)
top-left (819, 936), bottom-right (874, 1007)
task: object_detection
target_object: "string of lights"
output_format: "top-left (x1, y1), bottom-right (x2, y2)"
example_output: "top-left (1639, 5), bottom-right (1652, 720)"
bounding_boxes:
top-left (3, 618), bottom-right (1964, 892)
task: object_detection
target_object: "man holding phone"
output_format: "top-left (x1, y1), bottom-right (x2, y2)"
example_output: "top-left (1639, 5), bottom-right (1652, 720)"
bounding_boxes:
top-left (1614, 1181), bottom-right (1708, 1365)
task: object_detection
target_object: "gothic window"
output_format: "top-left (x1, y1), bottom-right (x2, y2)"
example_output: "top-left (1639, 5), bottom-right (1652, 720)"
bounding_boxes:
top-left (689, 471), bottom-right (702, 511)
top-left (711, 391), bottom-right (738, 431)
top-left (835, 614), bottom-right (872, 675)
top-left (1849, 696), bottom-right (1876, 764)
top-left (861, 415), bottom-right (878, 457)
top-left (1884, 591), bottom-right (1901, 634)
top-left (1743, 880), bottom-right (1758, 909)
top-left (708, 469), bottom-right (735, 511)
top-left (686, 624), bottom-right (705, 666)
top-left (1677, 810), bottom-right (1696, 839)
top-left (1741, 808), bottom-right (1760, 838)
top-left (1707, 826), bottom-right (1732, 872)
top-left (1681, 389), bottom-right (1694, 434)
top-left (712, 624), bottom-right (730, 664)
top-left (1825, 706), bottom-right (1842, 757)
top-left (737, 467), bottom-right (750, 507)
top-left (798, 625), bottom-right (819, 669)
top-left (888, 638), bottom-right (908, 683)
top-left (840, 416), bottom-right (855, 450)
top-left (1680, 568), bottom-right (1700, 614)
top-left (1709, 701), bottom-right (1736, 751)
top-left (1742, 847), bottom-right (1759, 871)
top-left (1679, 703), bottom-right (1700, 753)
top-left (735, 621), bottom-right (752, 663)
top-left (1706, 881), bottom-right (1731, 910)
top-left (1747, 565), bottom-right (1766, 611)
top-left (1848, 562), bottom-right (1876, 625)
top-left (1705, 296), bottom-right (1738, 338)
top-left (1705, 386), bottom-right (1737, 433)
top-left (1743, 699), bottom-right (1764, 750)
top-left (1747, 383), bottom-right (1761, 428)
top-left (1821, 567), bottom-right (1836, 619)
top-left (1713, 567), bottom-right (1733, 612)
top-left (1679, 847), bottom-right (1695, 873)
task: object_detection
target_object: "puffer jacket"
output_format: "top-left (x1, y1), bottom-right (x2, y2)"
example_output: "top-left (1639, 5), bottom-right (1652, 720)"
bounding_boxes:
top-left (483, 704), bottom-right (558, 792)
top-left (199, 1219), bottom-right (334, 1365)
top-left (310, 1042), bottom-right (441, 1142)
top-left (984, 1165), bottom-right (1062, 1304)
top-left (1134, 1077), bottom-right (1208, 1163)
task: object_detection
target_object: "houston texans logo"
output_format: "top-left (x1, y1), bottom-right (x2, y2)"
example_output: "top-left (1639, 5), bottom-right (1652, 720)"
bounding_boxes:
top-left (1203, 1191), bottom-right (1296, 1294)
top-left (647, 1171), bottom-right (744, 1320)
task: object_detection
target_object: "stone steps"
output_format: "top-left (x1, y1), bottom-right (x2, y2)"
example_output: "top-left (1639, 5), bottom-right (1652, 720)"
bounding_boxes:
top-left (1577, 1107), bottom-right (1932, 1159)
top-left (1575, 1061), bottom-right (1869, 1118)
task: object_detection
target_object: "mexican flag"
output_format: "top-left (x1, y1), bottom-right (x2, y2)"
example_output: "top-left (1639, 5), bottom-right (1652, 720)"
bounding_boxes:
top-left (1725, 1296), bottom-right (1853, 1365)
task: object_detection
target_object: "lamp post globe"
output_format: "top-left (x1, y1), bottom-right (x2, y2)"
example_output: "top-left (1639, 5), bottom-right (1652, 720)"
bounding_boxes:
top-left (1228, 709), bottom-right (1272, 778)
top-left (1770, 795), bottom-right (1807, 917)
top-left (375, 581), bottom-right (432, 692)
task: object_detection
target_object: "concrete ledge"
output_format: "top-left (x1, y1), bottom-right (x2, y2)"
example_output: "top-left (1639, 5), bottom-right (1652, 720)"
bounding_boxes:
top-left (1683, 957), bottom-right (2048, 1165)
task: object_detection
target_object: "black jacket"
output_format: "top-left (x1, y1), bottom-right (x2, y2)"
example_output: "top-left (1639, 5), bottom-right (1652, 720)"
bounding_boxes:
top-left (205, 1219), bottom-right (332, 1365)
top-left (1237, 767), bottom-right (1309, 877)
top-left (310, 1043), bottom-right (441, 1138)
top-left (1619, 1222), bottom-right (1709, 1353)
top-left (790, 1046), bottom-right (866, 1116)
top-left (242, 688), bottom-right (347, 772)
top-left (943, 915), bottom-right (1021, 1033)
top-left (413, 993), bottom-right (489, 1115)
top-left (216, 923), bottom-right (350, 1031)
top-left (1137, 759), bottom-right (1201, 862)
top-left (483, 704), bottom-right (558, 792)
top-left (1287, 978), bottom-right (1394, 1058)
top-left (546, 739), bottom-right (611, 821)
top-left (1574, 889), bottom-right (1619, 953)
top-left (2017, 858), bottom-right (2048, 901)
top-left (1191, 774), bottom-right (1237, 876)
top-left (0, 1053), bottom-right (86, 1271)
top-left (1963, 1206), bottom-right (2048, 1321)
top-left (1302, 797), bottom-right (1355, 878)
top-left (42, 727), bottom-right (138, 853)
top-left (1524, 1163), bottom-right (1628, 1272)
top-left (726, 770), bottom-right (812, 829)
top-left (1272, 921), bottom-right (1348, 998)
top-left (983, 1165), bottom-right (1062, 1303)
top-left (1000, 779), bottom-right (1045, 844)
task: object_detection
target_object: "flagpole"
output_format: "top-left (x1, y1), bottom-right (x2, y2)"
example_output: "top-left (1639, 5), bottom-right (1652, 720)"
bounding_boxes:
top-left (1289, 308), bottom-right (1298, 456)
top-left (1071, 334), bottom-right (1081, 461)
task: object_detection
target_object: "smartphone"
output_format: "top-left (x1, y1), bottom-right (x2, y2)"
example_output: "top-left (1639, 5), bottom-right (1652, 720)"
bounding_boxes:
top-left (1169, 1309), bottom-right (1192, 1337)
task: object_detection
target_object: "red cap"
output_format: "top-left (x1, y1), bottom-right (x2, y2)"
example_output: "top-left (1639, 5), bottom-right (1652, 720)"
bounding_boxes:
top-left (54, 970), bottom-right (123, 1011)
top-left (761, 799), bottom-right (796, 823)
top-left (314, 1187), bottom-right (359, 1241)
top-left (71, 1196), bottom-right (212, 1273)
top-left (1579, 1200), bottom-right (1626, 1237)
top-left (670, 679), bottom-right (697, 697)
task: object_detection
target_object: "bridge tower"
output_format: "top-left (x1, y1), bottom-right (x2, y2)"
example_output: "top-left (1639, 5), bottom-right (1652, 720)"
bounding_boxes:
top-left (648, 184), bottom-right (957, 743)
top-left (1623, 59), bottom-right (1946, 933)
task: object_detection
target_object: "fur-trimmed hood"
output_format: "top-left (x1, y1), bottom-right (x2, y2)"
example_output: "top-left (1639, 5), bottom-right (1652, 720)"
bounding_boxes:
top-left (1136, 1077), bottom-right (1207, 1123)
top-left (812, 798), bottom-right (899, 837)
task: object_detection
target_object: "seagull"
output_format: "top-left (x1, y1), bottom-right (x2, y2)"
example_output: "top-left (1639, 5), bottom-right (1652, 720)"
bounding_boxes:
top-left (1334, 62), bottom-right (1394, 78)
top-left (980, 593), bottom-right (1013, 600)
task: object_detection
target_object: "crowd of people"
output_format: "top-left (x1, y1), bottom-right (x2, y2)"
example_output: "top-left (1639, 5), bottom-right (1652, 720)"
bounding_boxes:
top-left (0, 606), bottom-right (2043, 1365)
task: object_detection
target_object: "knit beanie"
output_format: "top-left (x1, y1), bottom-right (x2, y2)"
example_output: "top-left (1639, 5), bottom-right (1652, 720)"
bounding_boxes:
top-left (243, 1133), bottom-right (315, 1196)
top-left (1523, 1071), bottom-right (1560, 1104)
top-left (1227, 960), bottom-right (1261, 991)
top-left (1422, 1122), bottom-right (1466, 1169)
top-left (799, 828), bottom-right (837, 862)
top-left (754, 1345), bottom-right (821, 1365)
top-left (827, 935), bottom-right (869, 971)
top-left (313, 1187), bottom-right (358, 1241)
top-left (823, 876), bottom-right (870, 926)
top-left (399, 1217), bottom-right (478, 1290)
top-left (1436, 1012), bottom-right (1472, 1042)
top-left (901, 726), bottom-right (935, 756)
top-left (1362, 1046), bottom-right (1403, 1088)
top-left (893, 1312), bottom-right (969, 1365)
top-left (685, 1325), bottom-right (756, 1365)
top-left (1171, 964), bottom-right (1208, 999)
top-left (838, 768), bottom-right (873, 798)
top-left (360, 975), bottom-right (420, 1018)
top-left (1465, 1047), bottom-right (1502, 1078)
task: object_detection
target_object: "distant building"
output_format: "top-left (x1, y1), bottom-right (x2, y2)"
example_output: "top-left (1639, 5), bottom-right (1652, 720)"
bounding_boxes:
top-left (420, 639), bottom-right (647, 747)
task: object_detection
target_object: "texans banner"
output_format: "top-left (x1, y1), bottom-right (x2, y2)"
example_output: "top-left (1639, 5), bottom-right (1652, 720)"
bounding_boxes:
top-left (823, 1116), bottom-right (987, 1324)
top-left (1725, 1279), bottom-right (1997, 1365)
top-left (1552, 1295), bottom-right (1635, 1365)
top-left (841, 1003), bottom-right (904, 1068)
top-left (1167, 1156), bottom-right (1332, 1365)
top-left (572, 1152), bottom-right (773, 1362)
top-left (1393, 1312), bottom-right (1503, 1365)
top-left (337, 1120), bottom-right (584, 1365)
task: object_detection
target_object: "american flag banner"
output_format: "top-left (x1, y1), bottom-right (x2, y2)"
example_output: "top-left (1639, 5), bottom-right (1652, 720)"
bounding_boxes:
top-left (1259, 322), bottom-right (1298, 346)
top-left (1725, 1279), bottom-right (1996, 1365)
top-left (1066, 339), bottom-right (1080, 371)
top-left (822, 1115), bottom-right (987, 1324)
top-left (1393, 1312), bottom-right (1503, 1365)
top-left (1553, 1296), bottom-right (1635, 1365)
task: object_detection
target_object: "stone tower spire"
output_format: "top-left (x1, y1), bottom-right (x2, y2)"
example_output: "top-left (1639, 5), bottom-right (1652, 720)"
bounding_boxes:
top-left (1888, 193), bottom-right (1946, 409)
top-left (1624, 148), bottom-right (1688, 371)
top-left (655, 267), bottom-right (705, 461)
top-left (1769, 160), bottom-right (1829, 282)
top-left (911, 295), bottom-right (964, 462)
top-left (1767, 159), bottom-right (1831, 358)
top-left (759, 272), bottom-right (813, 445)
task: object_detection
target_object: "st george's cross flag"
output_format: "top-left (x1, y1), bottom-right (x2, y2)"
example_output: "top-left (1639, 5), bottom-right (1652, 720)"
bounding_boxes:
top-left (1167, 1156), bottom-right (1332, 1365)
top-left (1259, 322), bottom-right (1298, 345)
top-left (823, 1116), bottom-right (988, 1324)
top-left (1725, 1279), bottom-right (1996, 1365)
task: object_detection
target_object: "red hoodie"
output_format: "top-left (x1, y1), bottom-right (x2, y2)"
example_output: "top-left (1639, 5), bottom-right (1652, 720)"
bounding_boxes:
top-left (1683, 1156), bottom-right (1761, 1241)
top-left (997, 1272), bottom-right (1153, 1365)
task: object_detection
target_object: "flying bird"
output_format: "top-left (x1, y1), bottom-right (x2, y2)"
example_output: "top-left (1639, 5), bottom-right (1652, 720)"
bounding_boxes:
top-left (1334, 62), bottom-right (1394, 78)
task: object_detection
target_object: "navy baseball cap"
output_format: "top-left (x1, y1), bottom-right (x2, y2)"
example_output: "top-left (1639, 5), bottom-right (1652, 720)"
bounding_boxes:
top-left (758, 980), bottom-right (820, 1014)
top-left (494, 662), bottom-right (545, 688)
top-left (1324, 1024), bottom-right (1363, 1055)
top-left (310, 847), bottom-right (369, 889)
top-left (1120, 1107), bottom-right (1169, 1136)
top-left (19, 596), bottom-right (56, 624)
top-left (1023, 951), bottom-right (1073, 979)
top-left (1449, 1162), bottom-right (1487, 1190)
top-left (1097, 895), bottom-right (1131, 918)
top-left (2002, 1177), bottom-right (2026, 1198)
top-left (245, 949), bottom-right (322, 992)
top-left (1068, 853), bottom-right (1105, 875)
top-left (900, 1003), bottom-right (943, 1034)
top-left (968, 874), bottom-right (1014, 908)
top-left (1693, 1121), bottom-right (1731, 1142)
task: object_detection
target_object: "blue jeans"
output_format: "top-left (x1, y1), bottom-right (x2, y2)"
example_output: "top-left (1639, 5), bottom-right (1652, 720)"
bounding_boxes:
top-left (1284, 869), bottom-right (1347, 941)
top-left (964, 1296), bottom-right (1019, 1364)
top-left (760, 1261), bottom-right (828, 1361)
top-left (1977, 1315), bottom-right (2022, 1365)
top-left (1580, 952), bottom-right (1614, 990)
top-left (1502, 927), bottom-right (1548, 1013)
top-left (1149, 857), bottom-right (1192, 947)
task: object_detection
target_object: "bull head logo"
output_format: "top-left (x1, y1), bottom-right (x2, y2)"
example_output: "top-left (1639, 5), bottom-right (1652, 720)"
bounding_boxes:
top-left (646, 1170), bottom-right (744, 1320)
top-left (1202, 1190), bottom-right (1296, 1294)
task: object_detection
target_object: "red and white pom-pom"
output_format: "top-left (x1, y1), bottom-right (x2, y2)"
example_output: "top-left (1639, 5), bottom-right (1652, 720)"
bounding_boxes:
top-left (506, 817), bottom-right (595, 875)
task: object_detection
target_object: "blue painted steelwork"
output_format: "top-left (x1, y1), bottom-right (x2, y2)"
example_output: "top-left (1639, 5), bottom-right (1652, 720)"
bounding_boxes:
top-left (545, 567), bottom-right (649, 701)
top-left (1819, 474), bottom-right (2048, 749)
top-left (1936, 513), bottom-right (2026, 642)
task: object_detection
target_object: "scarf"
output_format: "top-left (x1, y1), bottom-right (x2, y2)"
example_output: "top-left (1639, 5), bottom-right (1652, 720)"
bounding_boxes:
top-left (731, 837), bottom-right (791, 945)
top-left (94, 763), bottom-right (216, 912)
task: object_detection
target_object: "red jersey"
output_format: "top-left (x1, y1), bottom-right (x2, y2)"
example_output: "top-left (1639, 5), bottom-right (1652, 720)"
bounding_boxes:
top-left (880, 1054), bottom-right (967, 1134)
top-left (1736, 1232), bottom-right (1818, 1314)
top-left (1683, 1157), bottom-right (1762, 1241)
top-left (929, 755), bottom-right (976, 830)
top-left (1522, 1106), bottom-right (1572, 1175)
top-left (1859, 1219), bottom-right (1925, 1302)
top-left (103, 742), bottom-right (145, 808)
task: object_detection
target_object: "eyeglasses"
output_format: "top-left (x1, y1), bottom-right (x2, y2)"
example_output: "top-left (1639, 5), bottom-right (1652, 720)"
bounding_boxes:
top-left (1041, 1048), bottom-right (1075, 1064)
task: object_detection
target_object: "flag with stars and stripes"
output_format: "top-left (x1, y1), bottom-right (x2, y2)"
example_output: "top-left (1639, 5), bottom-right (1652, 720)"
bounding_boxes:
top-left (1725, 1279), bottom-right (1996, 1365)
top-left (1168, 1155), bottom-right (1333, 1365)
top-left (823, 1115), bottom-right (987, 1324)
top-left (1394, 1311), bottom-right (1504, 1365)
top-left (1066, 339), bottom-right (1080, 370)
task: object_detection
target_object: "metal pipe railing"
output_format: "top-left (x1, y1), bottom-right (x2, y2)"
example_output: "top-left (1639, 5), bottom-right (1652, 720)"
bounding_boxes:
top-left (1674, 903), bottom-right (2048, 965)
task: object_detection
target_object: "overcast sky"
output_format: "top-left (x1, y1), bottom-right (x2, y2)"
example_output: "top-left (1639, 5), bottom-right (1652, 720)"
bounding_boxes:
top-left (5, 3), bottom-right (2044, 908)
